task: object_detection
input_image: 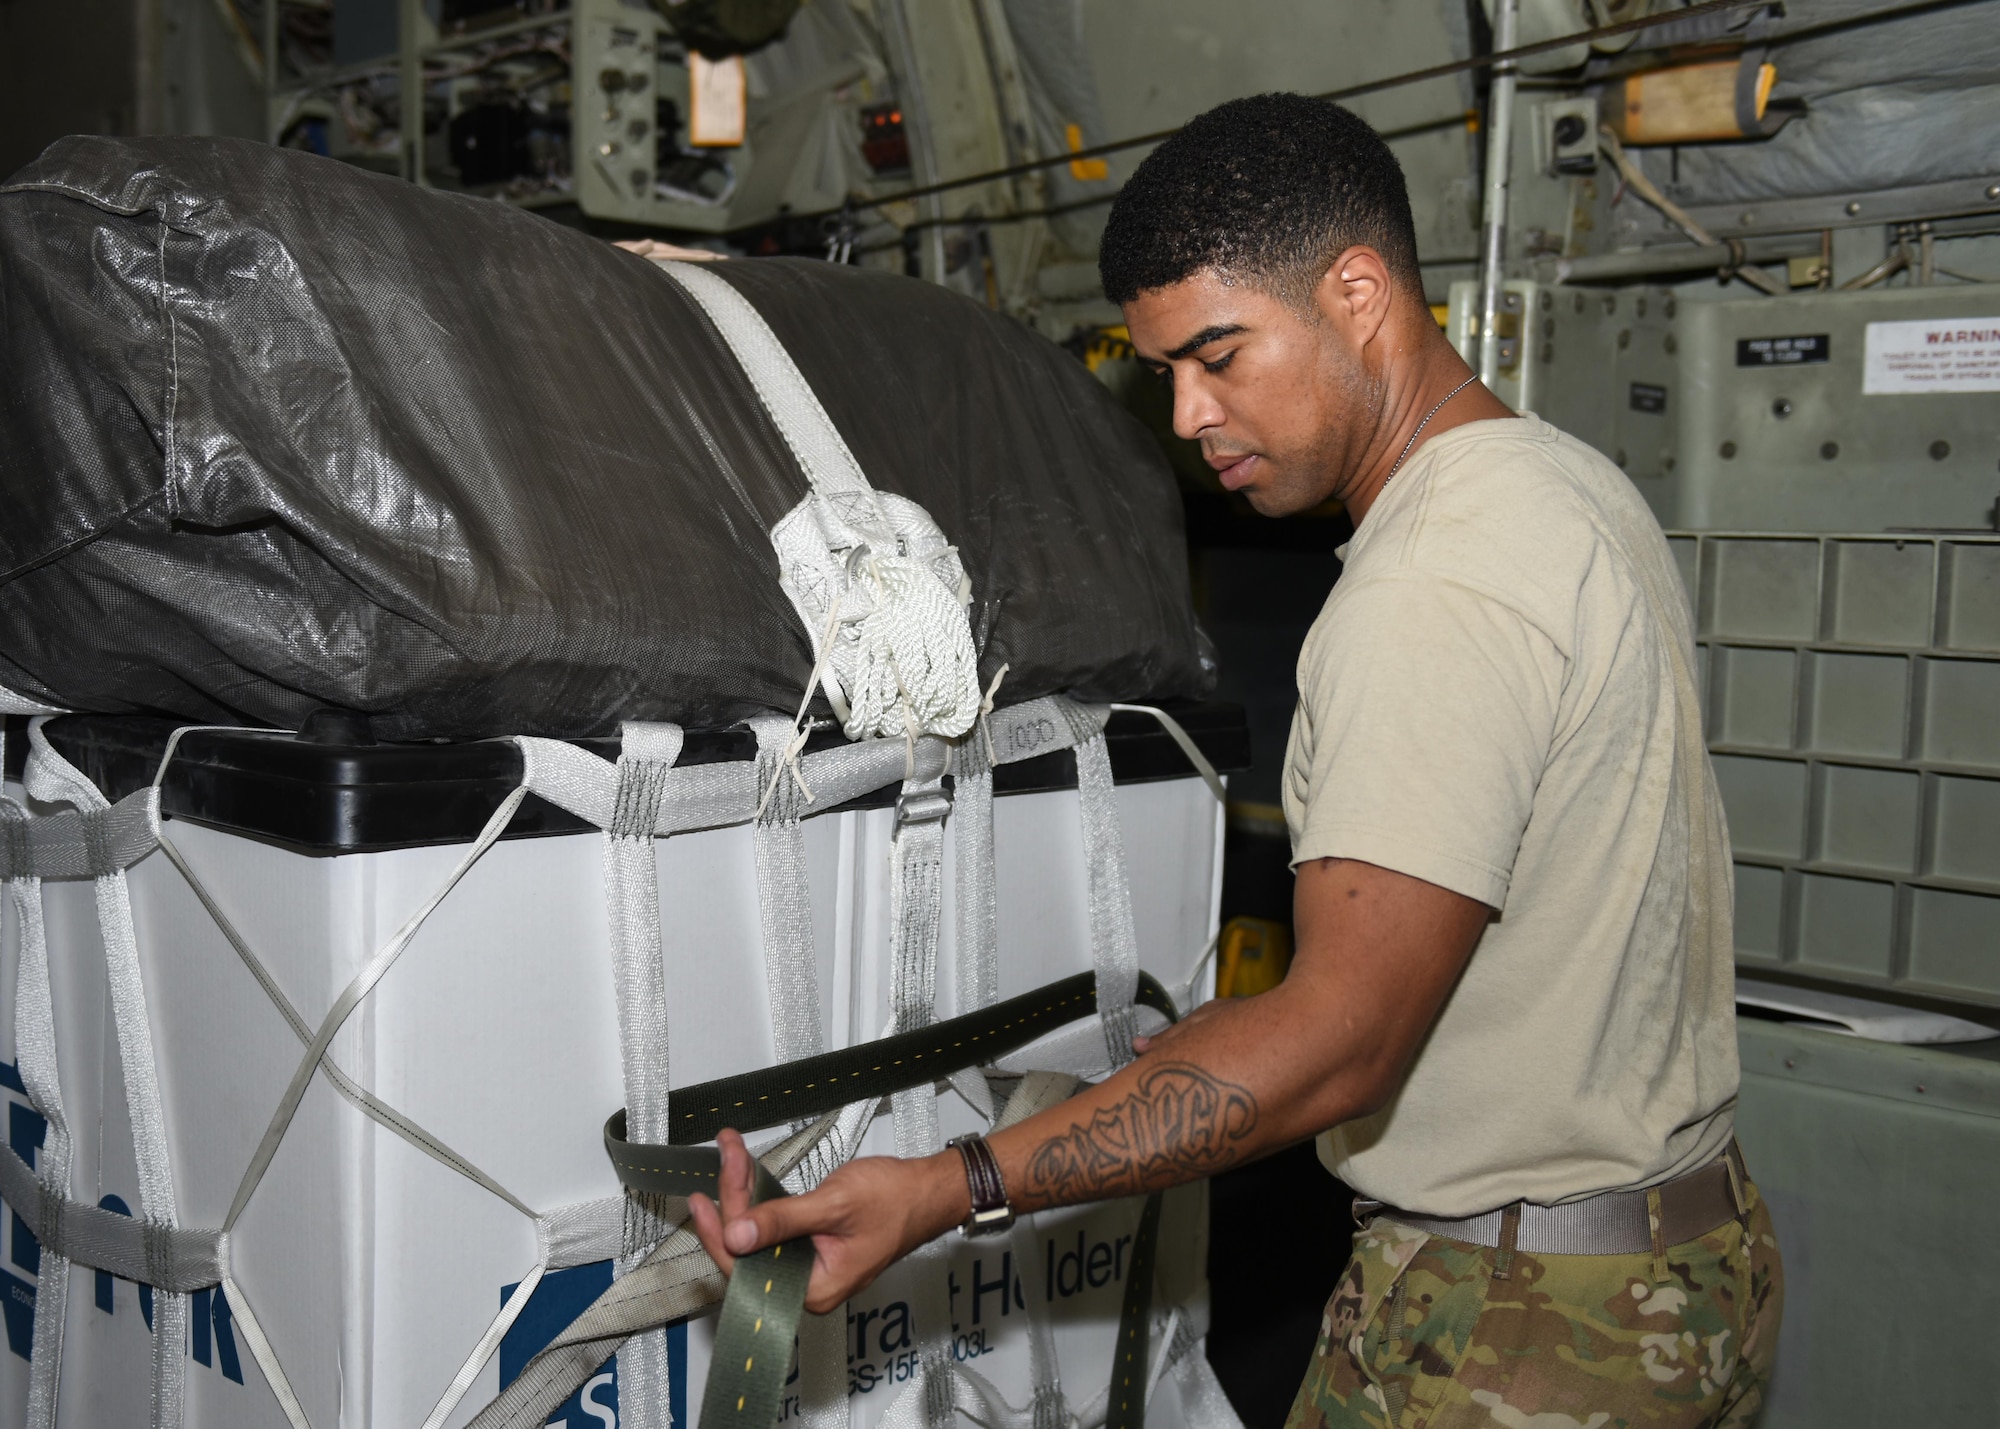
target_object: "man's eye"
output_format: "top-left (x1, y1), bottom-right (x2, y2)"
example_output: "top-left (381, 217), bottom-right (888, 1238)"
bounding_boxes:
top-left (1201, 351), bottom-right (1235, 375)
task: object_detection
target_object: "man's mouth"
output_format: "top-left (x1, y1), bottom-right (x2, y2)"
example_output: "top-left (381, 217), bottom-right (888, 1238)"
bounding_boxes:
top-left (1207, 451), bottom-right (1261, 491)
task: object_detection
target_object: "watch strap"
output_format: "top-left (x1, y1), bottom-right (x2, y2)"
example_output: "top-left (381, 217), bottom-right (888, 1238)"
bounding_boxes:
top-left (950, 1132), bottom-right (1014, 1236)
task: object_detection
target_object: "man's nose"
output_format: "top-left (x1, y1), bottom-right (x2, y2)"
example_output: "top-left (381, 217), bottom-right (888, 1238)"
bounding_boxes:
top-left (1171, 373), bottom-right (1223, 443)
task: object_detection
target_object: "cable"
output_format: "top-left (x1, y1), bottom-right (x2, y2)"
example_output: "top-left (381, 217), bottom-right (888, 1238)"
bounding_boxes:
top-left (1597, 125), bottom-right (1786, 294)
top-left (872, 110), bottom-right (1478, 237)
top-left (824, 0), bottom-right (1772, 219)
top-left (815, 0), bottom-right (1995, 224)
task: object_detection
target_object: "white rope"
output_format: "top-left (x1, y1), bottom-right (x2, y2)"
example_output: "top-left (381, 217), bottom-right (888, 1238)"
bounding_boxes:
top-left (844, 545), bottom-right (983, 743)
top-left (976, 662), bottom-right (1011, 769)
top-left (754, 589), bottom-right (844, 822)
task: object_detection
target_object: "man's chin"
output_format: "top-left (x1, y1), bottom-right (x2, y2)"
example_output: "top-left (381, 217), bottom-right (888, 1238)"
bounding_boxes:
top-left (1240, 480), bottom-right (1323, 519)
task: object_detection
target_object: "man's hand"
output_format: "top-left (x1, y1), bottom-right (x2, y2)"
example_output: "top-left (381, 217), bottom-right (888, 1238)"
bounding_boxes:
top-left (688, 857), bottom-right (1490, 1305)
top-left (613, 238), bottom-right (724, 262)
top-left (687, 1130), bottom-right (970, 1314)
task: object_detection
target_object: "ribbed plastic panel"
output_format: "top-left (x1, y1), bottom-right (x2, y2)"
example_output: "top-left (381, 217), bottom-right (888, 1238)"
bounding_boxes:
top-left (1669, 531), bottom-right (2000, 1008)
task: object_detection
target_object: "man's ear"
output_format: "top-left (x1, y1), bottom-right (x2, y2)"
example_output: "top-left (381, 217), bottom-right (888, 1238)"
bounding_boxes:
top-left (1313, 247), bottom-right (1395, 347)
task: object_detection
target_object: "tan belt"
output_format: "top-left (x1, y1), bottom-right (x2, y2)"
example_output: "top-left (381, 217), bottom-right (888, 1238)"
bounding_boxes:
top-left (1356, 1142), bottom-right (1749, 1258)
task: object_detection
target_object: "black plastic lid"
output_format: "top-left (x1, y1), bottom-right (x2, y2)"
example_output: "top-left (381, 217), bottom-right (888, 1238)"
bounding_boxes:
top-left (4, 704), bottom-right (1251, 856)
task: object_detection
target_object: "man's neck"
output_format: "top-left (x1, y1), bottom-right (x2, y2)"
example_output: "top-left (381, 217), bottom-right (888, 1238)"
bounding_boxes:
top-left (1342, 340), bottom-right (1514, 526)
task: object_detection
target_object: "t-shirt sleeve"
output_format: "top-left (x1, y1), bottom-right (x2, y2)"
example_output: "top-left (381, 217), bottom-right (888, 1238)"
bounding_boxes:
top-left (1286, 570), bottom-right (1562, 908)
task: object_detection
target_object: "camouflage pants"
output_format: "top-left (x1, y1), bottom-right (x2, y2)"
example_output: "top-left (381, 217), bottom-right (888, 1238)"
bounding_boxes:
top-left (1285, 1179), bottom-right (1783, 1429)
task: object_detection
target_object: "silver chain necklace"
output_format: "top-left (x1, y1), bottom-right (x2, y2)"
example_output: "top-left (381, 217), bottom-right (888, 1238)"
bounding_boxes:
top-left (1381, 374), bottom-right (1479, 491)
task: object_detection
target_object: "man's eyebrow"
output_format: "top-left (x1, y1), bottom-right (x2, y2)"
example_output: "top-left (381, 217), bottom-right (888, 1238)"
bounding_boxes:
top-left (1163, 324), bottom-right (1248, 362)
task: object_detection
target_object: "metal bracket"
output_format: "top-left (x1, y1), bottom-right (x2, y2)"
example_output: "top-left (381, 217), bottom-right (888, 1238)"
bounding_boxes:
top-left (1683, 176), bottom-right (2000, 239)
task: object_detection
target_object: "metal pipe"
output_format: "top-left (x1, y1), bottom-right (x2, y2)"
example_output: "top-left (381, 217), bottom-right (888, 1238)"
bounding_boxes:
top-left (1548, 235), bottom-right (1815, 283)
top-left (1476, 0), bottom-right (1521, 387)
top-left (400, 0), bottom-right (425, 186)
top-left (1841, 251), bottom-right (1907, 291)
top-left (264, 0), bottom-right (280, 144)
top-left (877, 0), bottom-right (948, 285)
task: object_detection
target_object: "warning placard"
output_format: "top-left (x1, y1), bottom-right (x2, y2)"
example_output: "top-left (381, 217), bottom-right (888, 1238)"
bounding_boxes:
top-left (1863, 317), bottom-right (2000, 394)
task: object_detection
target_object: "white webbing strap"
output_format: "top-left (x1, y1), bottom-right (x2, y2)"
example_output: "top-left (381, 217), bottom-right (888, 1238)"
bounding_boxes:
top-left (127, 730), bottom-right (564, 1429)
top-left (883, 1306), bottom-right (1227, 1429)
top-left (0, 681), bottom-right (65, 715)
top-left (603, 722), bottom-right (685, 1429)
top-left (152, 830), bottom-right (538, 1220)
top-left (746, 715), bottom-right (851, 1429)
top-left (0, 1143), bottom-right (226, 1289)
top-left (0, 788), bottom-right (159, 878)
top-left (1062, 704), bottom-right (1142, 1071)
top-left (650, 257), bottom-right (981, 745)
top-left (418, 1196), bottom-right (626, 1429)
top-left (221, 779), bottom-right (530, 1232)
top-left (750, 715), bottom-right (826, 1065)
top-left (887, 738), bottom-right (956, 1429)
top-left (951, 698), bottom-right (1144, 1074)
top-left (604, 722), bottom-right (683, 1149)
top-left (948, 694), bottom-right (1107, 1027)
top-left (23, 722), bottom-right (188, 1429)
top-left (952, 754), bottom-right (999, 1019)
top-left (1109, 704), bottom-right (1229, 807)
top-left (466, 1115), bottom-right (841, 1429)
top-left (1, 787), bottom-right (71, 1429)
top-left (995, 1070), bottom-right (1083, 1429)
top-left (649, 260), bottom-right (877, 504)
top-left (1164, 1315), bottom-right (1245, 1429)
top-left (219, 1273), bottom-right (311, 1429)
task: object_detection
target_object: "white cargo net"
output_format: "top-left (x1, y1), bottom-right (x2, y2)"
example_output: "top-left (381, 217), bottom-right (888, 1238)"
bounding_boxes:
top-left (0, 258), bottom-right (1236, 1429)
top-left (0, 698), bottom-right (1228, 1429)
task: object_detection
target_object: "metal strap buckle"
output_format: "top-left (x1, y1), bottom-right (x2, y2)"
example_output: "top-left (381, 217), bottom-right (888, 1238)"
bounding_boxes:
top-left (894, 786), bottom-right (952, 827)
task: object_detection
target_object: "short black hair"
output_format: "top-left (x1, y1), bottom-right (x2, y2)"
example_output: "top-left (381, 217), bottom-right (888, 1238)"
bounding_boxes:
top-left (1099, 94), bottom-right (1421, 308)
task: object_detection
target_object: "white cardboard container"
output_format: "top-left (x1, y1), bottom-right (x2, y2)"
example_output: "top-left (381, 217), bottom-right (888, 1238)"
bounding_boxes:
top-left (0, 758), bottom-right (1224, 1429)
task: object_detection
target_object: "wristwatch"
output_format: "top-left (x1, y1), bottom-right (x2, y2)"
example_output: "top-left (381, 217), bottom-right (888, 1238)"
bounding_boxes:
top-left (949, 1133), bottom-right (1016, 1237)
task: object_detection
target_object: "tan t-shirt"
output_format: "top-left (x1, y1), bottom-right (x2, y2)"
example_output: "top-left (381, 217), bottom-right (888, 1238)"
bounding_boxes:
top-left (1283, 414), bottom-right (1738, 1217)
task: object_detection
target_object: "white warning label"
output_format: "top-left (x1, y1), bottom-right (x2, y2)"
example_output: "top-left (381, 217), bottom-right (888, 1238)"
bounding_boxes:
top-left (1863, 317), bottom-right (2000, 394)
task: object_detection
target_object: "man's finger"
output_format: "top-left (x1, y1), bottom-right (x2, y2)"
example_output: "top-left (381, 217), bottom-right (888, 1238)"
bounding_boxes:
top-left (717, 1129), bottom-right (755, 1226)
top-left (722, 1181), bottom-right (833, 1258)
top-left (687, 1192), bottom-right (735, 1277)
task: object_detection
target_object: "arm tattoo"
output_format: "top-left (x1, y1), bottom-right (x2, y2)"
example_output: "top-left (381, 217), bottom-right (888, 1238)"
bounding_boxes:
top-left (1023, 1060), bottom-right (1259, 1204)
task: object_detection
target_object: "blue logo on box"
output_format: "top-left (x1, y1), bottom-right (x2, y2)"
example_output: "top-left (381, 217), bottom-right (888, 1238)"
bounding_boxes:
top-left (0, 1060), bottom-right (241, 1381)
top-left (500, 1260), bottom-right (688, 1429)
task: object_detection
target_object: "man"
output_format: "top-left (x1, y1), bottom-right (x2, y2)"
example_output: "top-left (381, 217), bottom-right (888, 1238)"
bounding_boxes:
top-left (690, 93), bottom-right (1782, 1426)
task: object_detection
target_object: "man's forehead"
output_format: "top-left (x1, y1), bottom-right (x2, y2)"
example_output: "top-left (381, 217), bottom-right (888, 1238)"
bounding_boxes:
top-left (1124, 271), bottom-right (1269, 358)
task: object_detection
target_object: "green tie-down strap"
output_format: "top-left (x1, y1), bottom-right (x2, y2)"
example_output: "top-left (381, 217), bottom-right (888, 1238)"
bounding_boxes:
top-left (600, 969), bottom-right (1180, 1429)
top-left (641, 970), bottom-right (1178, 1152)
top-left (597, 1117), bottom-right (815, 1429)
